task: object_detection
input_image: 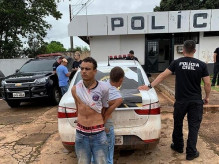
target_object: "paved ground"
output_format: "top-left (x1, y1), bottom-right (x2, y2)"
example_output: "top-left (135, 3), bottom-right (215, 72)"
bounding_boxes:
top-left (0, 89), bottom-right (218, 163)
top-left (0, 100), bottom-right (57, 163)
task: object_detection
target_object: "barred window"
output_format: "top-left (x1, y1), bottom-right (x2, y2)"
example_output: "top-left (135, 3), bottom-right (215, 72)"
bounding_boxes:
top-left (174, 32), bottom-right (199, 44)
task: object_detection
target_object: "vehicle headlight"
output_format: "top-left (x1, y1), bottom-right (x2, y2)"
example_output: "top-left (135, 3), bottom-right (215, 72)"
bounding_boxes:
top-left (1, 80), bottom-right (6, 86)
top-left (35, 77), bottom-right (48, 84)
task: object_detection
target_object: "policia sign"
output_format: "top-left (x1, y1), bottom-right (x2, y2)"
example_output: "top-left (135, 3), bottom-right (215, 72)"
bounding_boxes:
top-left (68, 9), bottom-right (219, 36)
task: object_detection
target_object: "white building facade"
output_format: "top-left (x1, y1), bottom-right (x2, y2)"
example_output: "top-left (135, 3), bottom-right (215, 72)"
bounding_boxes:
top-left (68, 9), bottom-right (219, 74)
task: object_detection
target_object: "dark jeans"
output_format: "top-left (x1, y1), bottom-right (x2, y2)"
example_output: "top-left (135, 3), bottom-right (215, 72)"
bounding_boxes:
top-left (212, 64), bottom-right (219, 85)
top-left (172, 101), bottom-right (203, 156)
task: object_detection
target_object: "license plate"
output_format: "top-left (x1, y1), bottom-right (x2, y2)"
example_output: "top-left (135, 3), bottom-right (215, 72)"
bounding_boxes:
top-left (13, 92), bottom-right (25, 97)
top-left (115, 135), bottom-right (123, 145)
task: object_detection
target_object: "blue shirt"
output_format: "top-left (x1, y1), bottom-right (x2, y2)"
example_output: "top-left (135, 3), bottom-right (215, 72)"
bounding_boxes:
top-left (56, 65), bottom-right (69, 87)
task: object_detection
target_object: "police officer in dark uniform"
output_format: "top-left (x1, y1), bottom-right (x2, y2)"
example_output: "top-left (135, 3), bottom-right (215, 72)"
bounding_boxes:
top-left (211, 47), bottom-right (219, 86)
top-left (138, 40), bottom-right (211, 161)
top-left (126, 50), bottom-right (139, 61)
top-left (53, 56), bottom-right (63, 74)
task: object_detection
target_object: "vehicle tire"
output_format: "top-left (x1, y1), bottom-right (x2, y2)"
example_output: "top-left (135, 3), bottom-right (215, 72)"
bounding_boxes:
top-left (7, 100), bottom-right (20, 108)
top-left (51, 86), bottom-right (61, 105)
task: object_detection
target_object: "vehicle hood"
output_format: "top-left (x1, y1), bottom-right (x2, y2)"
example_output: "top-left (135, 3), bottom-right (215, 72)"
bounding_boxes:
top-left (5, 72), bottom-right (52, 83)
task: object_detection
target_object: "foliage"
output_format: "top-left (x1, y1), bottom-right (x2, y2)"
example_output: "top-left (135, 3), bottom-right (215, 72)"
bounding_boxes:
top-left (81, 46), bottom-right (90, 52)
top-left (46, 41), bottom-right (66, 53)
top-left (154, 0), bottom-right (219, 11)
top-left (70, 46), bottom-right (90, 52)
top-left (73, 46), bottom-right (82, 52)
top-left (24, 41), bottom-right (48, 58)
top-left (0, 0), bottom-right (62, 58)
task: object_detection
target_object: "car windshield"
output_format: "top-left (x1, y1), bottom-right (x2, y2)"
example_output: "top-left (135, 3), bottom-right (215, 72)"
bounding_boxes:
top-left (74, 67), bottom-right (145, 87)
top-left (73, 66), bottom-right (146, 108)
top-left (19, 59), bottom-right (54, 73)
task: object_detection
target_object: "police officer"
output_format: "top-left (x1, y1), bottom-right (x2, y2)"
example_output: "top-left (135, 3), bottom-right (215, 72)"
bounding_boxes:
top-left (138, 40), bottom-right (211, 161)
top-left (126, 50), bottom-right (139, 61)
top-left (211, 47), bottom-right (219, 86)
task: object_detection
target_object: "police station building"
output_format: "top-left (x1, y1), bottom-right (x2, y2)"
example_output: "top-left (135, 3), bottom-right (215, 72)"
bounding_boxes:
top-left (68, 9), bottom-right (219, 74)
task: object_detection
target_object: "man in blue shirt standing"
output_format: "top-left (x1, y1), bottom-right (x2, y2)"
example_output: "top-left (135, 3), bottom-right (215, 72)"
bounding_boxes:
top-left (56, 58), bottom-right (71, 95)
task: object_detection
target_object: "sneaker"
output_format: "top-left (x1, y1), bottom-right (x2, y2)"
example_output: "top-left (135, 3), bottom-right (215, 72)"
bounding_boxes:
top-left (170, 143), bottom-right (183, 153)
top-left (186, 151), bottom-right (199, 160)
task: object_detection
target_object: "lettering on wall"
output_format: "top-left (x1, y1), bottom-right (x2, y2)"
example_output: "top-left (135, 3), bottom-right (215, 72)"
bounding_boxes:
top-left (111, 17), bottom-right (124, 31)
top-left (151, 16), bottom-right (165, 30)
top-left (131, 16), bottom-right (144, 30)
top-left (193, 13), bottom-right (207, 28)
top-left (108, 11), bottom-right (213, 33)
top-left (70, 9), bottom-right (219, 36)
top-left (177, 15), bottom-right (182, 29)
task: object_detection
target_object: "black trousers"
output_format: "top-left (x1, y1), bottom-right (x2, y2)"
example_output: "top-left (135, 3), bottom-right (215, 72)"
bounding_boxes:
top-left (172, 101), bottom-right (203, 156)
top-left (212, 64), bottom-right (219, 85)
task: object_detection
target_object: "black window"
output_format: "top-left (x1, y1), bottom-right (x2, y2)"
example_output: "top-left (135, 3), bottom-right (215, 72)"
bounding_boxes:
top-left (19, 59), bottom-right (55, 73)
top-left (203, 31), bottom-right (219, 37)
top-left (174, 32), bottom-right (199, 44)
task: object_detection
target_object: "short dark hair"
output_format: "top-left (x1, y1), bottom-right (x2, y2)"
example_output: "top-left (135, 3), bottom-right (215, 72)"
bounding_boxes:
top-left (183, 40), bottom-right (196, 54)
top-left (82, 57), bottom-right (97, 70)
top-left (110, 67), bottom-right (125, 82)
top-left (129, 50), bottom-right (134, 54)
top-left (58, 56), bottom-right (64, 60)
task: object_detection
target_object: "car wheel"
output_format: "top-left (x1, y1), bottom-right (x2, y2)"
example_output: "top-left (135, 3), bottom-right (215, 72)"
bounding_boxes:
top-left (51, 86), bottom-right (61, 105)
top-left (7, 100), bottom-right (20, 108)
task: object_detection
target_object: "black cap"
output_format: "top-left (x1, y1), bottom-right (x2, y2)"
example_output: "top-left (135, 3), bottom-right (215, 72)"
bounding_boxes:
top-left (129, 50), bottom-right (134, 54)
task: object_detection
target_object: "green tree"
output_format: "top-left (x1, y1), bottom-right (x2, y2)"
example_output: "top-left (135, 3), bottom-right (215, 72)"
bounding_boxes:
top-left (25, 41), bottom-right (48, 58)
top-left (73, 46), bottom-right (82, 52)
top-left (0, 0), bottom-right (62, 58)
top-left (46, 41), bottom-right (66, 53)
top-left (72, 46), bottom-right (90, 52)
top-left (154, 0), bottom-right (219, 11)
top-left (82, 46), bottom-right (90, 52)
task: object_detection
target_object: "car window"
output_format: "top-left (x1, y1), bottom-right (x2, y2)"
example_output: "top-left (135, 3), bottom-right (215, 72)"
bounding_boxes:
top-left (19, 59), bottom-right (55, 73)
top-left (74, 67), bottom-right (145, 88)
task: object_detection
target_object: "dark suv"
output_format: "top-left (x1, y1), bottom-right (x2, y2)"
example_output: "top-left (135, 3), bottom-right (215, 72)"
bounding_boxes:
top-left (0, 56), bottom-right (73, 108)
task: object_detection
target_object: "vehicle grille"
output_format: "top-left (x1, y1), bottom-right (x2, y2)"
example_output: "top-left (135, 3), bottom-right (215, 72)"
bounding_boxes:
top-left (6, 79), bottom-right (35, 83)
top-left (7, 87), bottom-right (29, 92)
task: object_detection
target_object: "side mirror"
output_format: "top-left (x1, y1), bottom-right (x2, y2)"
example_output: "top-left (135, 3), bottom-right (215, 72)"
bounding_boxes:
top-left (15, 69), bottom-right (19, 73)
top-left (147, 73), bottom-right (151, 78)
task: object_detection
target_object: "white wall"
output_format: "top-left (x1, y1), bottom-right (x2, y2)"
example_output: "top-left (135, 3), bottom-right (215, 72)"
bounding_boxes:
top-left (174, 44), bottom-right (199, 60)
top-left (90, 34), bottom-right (145, 64)
top-left (0, 59), bottom-right (30, 77)
top-left (198, 32), bottom-right (219, 63)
